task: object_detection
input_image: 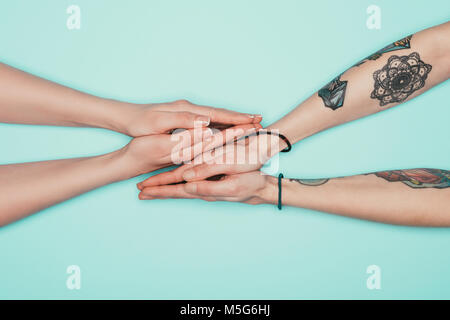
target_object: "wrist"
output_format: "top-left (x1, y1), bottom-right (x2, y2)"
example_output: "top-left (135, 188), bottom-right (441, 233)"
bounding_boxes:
top-left (104, 144), bottom-right (156, 182)
top-left (90, 147), bottom-right (141, 183)
top-left (249, 131), bottom-right (289, 164)
top-left (119, 139), bottom-right (162, 178)
top-left (111, 147), bottom-right (144, 181)
top-left (256, 175), bottom-right (279, 205)
top-left (99, 100), bottom-right (142, 136)
top-left (262, 126), bottom-right (292, 155)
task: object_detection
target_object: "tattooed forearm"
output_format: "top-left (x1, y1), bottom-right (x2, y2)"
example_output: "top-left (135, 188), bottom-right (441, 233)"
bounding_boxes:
top-left (318, 75), bottom-right (348, 110)
top-left (354, 35), bottom-right (413, 67)
top-left (318, 35), bottom-right (414, 110)
top-left (374, 169), bottom-right (450, 189)
top-left (289, 178), bottom-right (329, 186)
top-left (290, 169), bottom-right (450, 189)
top-left (370, 52), bottom-right (432, 106)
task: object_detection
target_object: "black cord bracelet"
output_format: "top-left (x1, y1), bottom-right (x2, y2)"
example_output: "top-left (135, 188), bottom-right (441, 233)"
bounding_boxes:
top-left (235, 130), bottom-right (292, 152)
top-left (234, 129), bottom-right (290, 211)
top-left (278, 173), bottom-right (284, 210)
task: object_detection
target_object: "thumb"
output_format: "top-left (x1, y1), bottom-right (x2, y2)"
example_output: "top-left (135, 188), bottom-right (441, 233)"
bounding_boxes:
top-left (155, 111), bottom-right (210, 132)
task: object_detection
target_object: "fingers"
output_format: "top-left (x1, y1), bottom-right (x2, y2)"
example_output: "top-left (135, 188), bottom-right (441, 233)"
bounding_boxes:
top-left (161, 123), bottom-right (262, 167)
top-left (205, 106), bottom-right (262, 125)
top-left (137, 163), bottom-right (194, 189)
top-left (180, 140), bottom-right (264, 181)
top-left (166, 100), bottom-right (262, 125)
top-left (139, 171), bottom-right (265, 203)
top-left (138, 181), bottom-right (229, 200)
top-left (181, 163), bottom-right (241, 182)
top-left (208, 124), bottom-right (262, 149)
top-left (139, 184), bottom-right (218, 202)
top-left (183, 171), bottom-right (265, 197)
top-left (139, 184), bottom-right (194, 200)
top-left (139, 134), bottom-right (262, 188)
top-left (154, 111), bottom-right (210, 132)
top-left (178, 123), bottom-right (262, 162)
top-left (158, 127), bottom-right (213, 165)
top-left (169, 126), bottom-right (213, 151)
top-left (183, 179), bottom-right (237, 197)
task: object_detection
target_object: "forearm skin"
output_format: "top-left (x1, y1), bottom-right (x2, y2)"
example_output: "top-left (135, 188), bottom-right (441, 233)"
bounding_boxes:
top-left (0, 148), bottom-right (138, 226)
top-left (261, 169), bottom-right (450, 226)
top-left (267, 22), bottom-right (450, 144)
top-left (0, 63), bottom-right (138, 134)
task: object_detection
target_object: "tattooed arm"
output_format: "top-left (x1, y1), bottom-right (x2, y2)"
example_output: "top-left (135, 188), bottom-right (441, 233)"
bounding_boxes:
top-left (267, 21), bottom-right (449, 144)
top-left (278, 169), bottom-right (450, 226)
top-left (138, 22), bottom-right (449, 187)
top-left (139, 169), bottom-right (450, 226)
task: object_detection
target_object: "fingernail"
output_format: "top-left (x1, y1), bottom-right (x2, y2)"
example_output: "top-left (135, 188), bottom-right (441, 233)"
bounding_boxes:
top-left (203, 128), bottom-right (213, 138)
top-left (197, 116), bottom-right (210, 126)
top-left (185, 183), bottom-right (197, 193)
top-left (137, 183), bottom-right (142, 190)
top-left (183, 170), bottom-right (196, 181)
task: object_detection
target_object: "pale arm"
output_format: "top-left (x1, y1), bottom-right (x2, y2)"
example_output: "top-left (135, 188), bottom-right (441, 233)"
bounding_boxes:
top-left (0, 63), bottom-right (260, 136)
top-left (0, 122), bottom-right (260, 227)
top-left (0, 149), bottom-right (132, 226)
top-left (0, 63), bottom-right (136, 133)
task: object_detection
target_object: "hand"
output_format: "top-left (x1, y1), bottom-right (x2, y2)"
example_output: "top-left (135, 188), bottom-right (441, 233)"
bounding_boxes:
top-left (121, 123), bottom-right (262, 177)
top-left (118, 99), bottom-right (262, 137)
top-left (138, 171), bottom-right (278, 205)
top-left (137, 129), bottom-right (288, 190)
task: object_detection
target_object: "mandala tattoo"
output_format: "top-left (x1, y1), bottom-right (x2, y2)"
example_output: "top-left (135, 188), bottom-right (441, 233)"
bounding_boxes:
top-left (370, 52), bottom-right (432, 106)
top-left (290, 178), bottom-right (330, 186)
top-left (354, 35), bottom-right (412, 67)
top-left (374, 169), bottom-right (450, 189)
top-left (317, 35), bottom-right (414, 110)
top-left (318, 75), bottom-right (348, 110)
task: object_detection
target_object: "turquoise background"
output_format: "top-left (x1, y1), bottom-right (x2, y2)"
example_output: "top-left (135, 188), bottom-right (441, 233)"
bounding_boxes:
top-left (0, 0), bottom-right (449, 299)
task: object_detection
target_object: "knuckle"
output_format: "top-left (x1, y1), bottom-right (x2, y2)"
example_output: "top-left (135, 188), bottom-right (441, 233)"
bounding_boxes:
top-left (182, 112), bottom-right (196, 122)
top-left (173, 99), bottom-right (190, 106)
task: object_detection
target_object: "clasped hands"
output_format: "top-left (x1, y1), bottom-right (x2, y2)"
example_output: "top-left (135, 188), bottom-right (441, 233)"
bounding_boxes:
top-left (117, 99), bottom-right (283, 206)
top-left (122, 100), bottom-right (289, 206)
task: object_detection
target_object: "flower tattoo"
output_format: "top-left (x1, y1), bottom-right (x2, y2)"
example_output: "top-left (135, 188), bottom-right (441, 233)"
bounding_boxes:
top-left (370, 52), bottom-right (432, 106)
top-left (374, 169), bottom-right (450, 189)
top-left (318, 75), bottom-right (348, 110)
